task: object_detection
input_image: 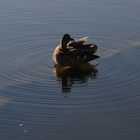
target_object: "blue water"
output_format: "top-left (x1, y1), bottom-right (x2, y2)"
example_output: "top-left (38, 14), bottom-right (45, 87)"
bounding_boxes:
top-left (0, 0), bottom-right (140, 140)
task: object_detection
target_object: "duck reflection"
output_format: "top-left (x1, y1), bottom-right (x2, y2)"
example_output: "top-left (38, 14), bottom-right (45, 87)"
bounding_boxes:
top-left (53, 63), bottom-right (98, 93)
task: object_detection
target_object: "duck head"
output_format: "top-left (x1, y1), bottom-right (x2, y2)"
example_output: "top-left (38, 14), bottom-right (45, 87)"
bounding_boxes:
top-left (60, 34), bottom-right (74, 50)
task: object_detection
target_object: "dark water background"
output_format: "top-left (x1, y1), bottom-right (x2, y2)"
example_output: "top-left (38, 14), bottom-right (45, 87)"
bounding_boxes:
top-left (0, 0), bottom-right (140, 139)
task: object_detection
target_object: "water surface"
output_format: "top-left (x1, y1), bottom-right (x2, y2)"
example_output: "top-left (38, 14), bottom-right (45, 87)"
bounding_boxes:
top-left (0, 0), bottom-right (140, 140)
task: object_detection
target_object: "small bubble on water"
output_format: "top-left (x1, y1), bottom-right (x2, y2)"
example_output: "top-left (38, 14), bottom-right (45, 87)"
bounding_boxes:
top-left (19, 123), bottom-right (23, 127)
top-left (24, 129), bottom-right (27, 133)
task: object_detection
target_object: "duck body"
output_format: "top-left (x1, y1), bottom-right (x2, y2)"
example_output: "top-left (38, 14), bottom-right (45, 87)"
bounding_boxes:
top-left (52, 34), bottom-right (99, 66)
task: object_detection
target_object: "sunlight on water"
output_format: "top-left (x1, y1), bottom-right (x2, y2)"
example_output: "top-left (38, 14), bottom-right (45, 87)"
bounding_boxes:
top-left (0, 96), bottom-right (10, 107)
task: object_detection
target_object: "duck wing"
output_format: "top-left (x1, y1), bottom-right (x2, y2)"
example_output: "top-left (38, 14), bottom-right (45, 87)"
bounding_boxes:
top-left (67, 37), bottom-right (88, 46)
top-left (63, 47), bottom-right (99, 65)
top-left (68, 44), bottom-right (98, 55)
top-left (67, 37), bottom-right (98, 54)
top-left (75, 37), bottom-right (88, 45)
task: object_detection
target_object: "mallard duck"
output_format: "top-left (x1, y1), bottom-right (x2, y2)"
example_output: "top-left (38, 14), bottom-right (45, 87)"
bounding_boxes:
top-left (52, 34), bottom-right (99, 66)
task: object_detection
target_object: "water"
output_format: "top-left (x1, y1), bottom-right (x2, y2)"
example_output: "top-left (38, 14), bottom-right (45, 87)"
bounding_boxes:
top-left (0, 0), bottom-right (140, 139)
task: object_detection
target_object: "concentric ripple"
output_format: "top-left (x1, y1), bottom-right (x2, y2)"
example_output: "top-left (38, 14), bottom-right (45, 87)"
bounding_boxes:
top-left (0, 34), bottom-right (140, 101)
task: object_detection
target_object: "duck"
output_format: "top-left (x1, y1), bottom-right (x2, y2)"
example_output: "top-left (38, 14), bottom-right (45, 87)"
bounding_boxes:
top-left (52, 34), bottom-right (99, 66)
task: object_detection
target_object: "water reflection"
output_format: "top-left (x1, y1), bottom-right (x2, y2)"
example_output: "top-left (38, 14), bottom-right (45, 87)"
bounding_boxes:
top-left (54, 63), bottom-right (98, 93)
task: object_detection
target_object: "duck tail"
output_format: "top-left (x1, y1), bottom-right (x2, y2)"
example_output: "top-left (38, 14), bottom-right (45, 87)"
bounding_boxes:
top-left (84, 54), bottom-right (100, 62)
